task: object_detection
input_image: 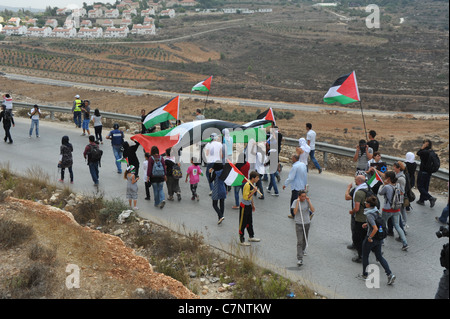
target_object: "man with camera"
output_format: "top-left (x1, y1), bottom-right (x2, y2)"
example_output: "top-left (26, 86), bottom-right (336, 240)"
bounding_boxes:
top-left (353, 139), bottom-right (373, 177)
top-left (29, 104), bottom-right (41, 138)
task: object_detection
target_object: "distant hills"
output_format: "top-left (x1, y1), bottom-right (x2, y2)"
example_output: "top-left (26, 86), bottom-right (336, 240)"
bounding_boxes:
top-left (0, 5), bottom-right (44, 13)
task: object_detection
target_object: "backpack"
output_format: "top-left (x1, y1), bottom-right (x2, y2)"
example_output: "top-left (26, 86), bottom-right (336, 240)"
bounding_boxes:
top-left (362, 186), bottom-right (380, 209)
top-left (372, 214), bottom-right (387, 241)
top-left (172, 164), bottom-right (182, 179)
top-left (89, 144), bottom-right (103, 163)
top-left (390, 184), bottom-right (403, 210)
top-left (152, 156), bottom-right (165, 177)
top-left (426, 150), bottom-right (440, 174)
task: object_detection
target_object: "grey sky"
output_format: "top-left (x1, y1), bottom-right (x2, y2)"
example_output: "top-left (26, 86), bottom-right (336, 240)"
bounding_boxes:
top-left (0, 1), bottom-right (114, 10)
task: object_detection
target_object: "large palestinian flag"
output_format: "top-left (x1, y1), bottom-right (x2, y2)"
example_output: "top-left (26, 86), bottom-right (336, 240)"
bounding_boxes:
top-left (143, 96), bottom-right (179, 129)
top-left (191, 76), bottom-right (213, 92)
top-left (323, 71), bottom-right (360, 105)
top-left (219, 160), bottom-right (246, 186)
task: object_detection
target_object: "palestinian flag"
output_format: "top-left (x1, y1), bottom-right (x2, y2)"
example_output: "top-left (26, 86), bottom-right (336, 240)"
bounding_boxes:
top-left (256, 108), bottom-right (276, 125)
top-left (117, 157), bottom-right (129, 164)
top-left (367, 170), bottom-right (383, 188)
top-left (220, 160), bottom-right (246, 187)
top-left (323, 71), bottom-right (360, 105)
top-left (143, 96), bottom-right (179, 129)
top-left (191, 76), bottom-right (213, 92)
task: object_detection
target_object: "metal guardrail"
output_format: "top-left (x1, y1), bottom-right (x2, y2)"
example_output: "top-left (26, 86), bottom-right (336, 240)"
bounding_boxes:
top-left (283, 137), bottom-right (449, 181)
top-left (13, 102), bottom-right (449, 181)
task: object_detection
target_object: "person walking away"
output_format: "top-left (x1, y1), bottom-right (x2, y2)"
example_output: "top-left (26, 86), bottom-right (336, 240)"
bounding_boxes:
top-left (80, 100), bottom-right (91, 136)
top-left (291, 190), bottom-right (315, 266)
top-left (367, 130), bottom-right (379, 152)
top-left (28, 104), bottom-right (41, 138)
top-left (2, 94), bottom-right (13, 114)
top-left (353, 139), bottom-right (373, 177)
top-left (124, 165), bottom-right (139, 210)
top-left (379, 171), bottom-right (409, 251)
top-left (106, 123), bottom-right (125, 174)
top-left (405, 152), bottom-right (417, 189)
top-left (306, 123), bottom-right (322, 173)
top-left (72, 95), bottom-right (82, 128)
top-left (416, 139), bottom-right (438, 207)
top-left (361, 195), bottom-right (396, 285)
top-left (254, 145), bottom-right (266, 199)
top-left (59, 136), bottom-right (73, 184)
top-left (122, 141), bottom-right (140, 177)
top-left (210, 162), bottom-right (227, 224)
top-left (346, 175), bottom-right (369, 263)
top-left (393, 161), bottom-right (409, 230)
top-left (186, 157), bottom-right (202, 201)
top-left (265, 144), bottom-right (279, 196)
top-left (283, 154), bottom-right (307, 219)
top-left (239, 171), bottom-right (261, 246)
top-left (143, 153), bottom-right (151, 200)
top-left (165, 147), bottom-right (181, 201)
top-left (0, 104), bottom-right (14, 144)
top-left (147, 146), bottom-right (166, 209)
top-left (83, 135), bottom-right (102, 186)
top-left (205, 133), bottom-right (222, 193)
top-left (91, 108), bottom-right (103, 144)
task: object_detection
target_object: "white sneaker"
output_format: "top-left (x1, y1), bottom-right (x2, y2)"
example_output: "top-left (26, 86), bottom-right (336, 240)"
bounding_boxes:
top-left (240, 242), bottom-right (251, 246)
top-left (297, 259), bottom-right (303, 266)
top-left (248, 237), bottom-right (260, 242)
top-left (218, 217), bottom-right (225, 225)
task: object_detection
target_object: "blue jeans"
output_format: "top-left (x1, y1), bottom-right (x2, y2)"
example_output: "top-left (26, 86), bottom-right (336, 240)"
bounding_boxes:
top-left (88, 162), bottom-right (99, 185)
top-left (152, 182), bottom-right (165, 206)
top-left (29, 119), bottom-right (39, 137)
top-left (362, 237), bottom-right (392, 277)
top-left (382, 211), bottom-right (407, 246)
top-left (438, 204), bottom-right (449, 223)
top-left (309, 150), bottom-right (321, 170)
top-left (73, 111), bottom-right (81, 128)
top-left (267, 173), bottom-right (279, 194)
top-left (112, 145), bottom-right (123, 173)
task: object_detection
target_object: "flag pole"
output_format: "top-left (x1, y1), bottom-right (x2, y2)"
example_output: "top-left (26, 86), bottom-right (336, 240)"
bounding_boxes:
top-left (359, 100), bottom-right (368, 141)
top-left (227, 159), bottom-right (263, 196)
top-left (204, 91), bottom-right (210, 109)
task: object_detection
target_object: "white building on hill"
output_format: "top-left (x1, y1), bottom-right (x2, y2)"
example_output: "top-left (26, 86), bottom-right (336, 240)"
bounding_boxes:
top-left (78, 27), bottom-right (103, 38)
top-left (27, 26), bottom-right (52, 37)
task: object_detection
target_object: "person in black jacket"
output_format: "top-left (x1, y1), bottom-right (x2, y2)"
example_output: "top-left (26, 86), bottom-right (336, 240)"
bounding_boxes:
top-left (0, 104), bottom-right (15, 144)
top-left (416, 139), bottom-right (437, 207)
top-left (122, 141), bottom-right (140, 177)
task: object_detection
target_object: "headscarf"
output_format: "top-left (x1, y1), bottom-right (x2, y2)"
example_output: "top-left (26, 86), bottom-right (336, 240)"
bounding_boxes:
top-left (61, 135), bottom-right (73, 151)
top-left (298, 138), bottom-right (311, 153)
top-left (405, 152), bottom-right (415, 163)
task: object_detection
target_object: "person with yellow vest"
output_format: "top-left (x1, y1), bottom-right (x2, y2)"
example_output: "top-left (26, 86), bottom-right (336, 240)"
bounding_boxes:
top-left (72, 95), bottom-right (82, 128)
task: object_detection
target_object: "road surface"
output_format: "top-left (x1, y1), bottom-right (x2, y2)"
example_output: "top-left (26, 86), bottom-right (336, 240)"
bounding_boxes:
top-left (0, 117), bottom-right (447, 299)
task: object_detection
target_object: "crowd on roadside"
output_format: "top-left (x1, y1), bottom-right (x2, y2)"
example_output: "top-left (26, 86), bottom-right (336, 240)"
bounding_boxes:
top-left (1, 92), bottom-right (448, 296)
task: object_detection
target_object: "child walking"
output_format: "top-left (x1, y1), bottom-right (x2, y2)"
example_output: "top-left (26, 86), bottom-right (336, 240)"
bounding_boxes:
top-left (186, 157), bottom-right (202, 201)
top-left (125, 165), bottom-right (139, 210)
top-left (239, 171), bottom-right (261, 246)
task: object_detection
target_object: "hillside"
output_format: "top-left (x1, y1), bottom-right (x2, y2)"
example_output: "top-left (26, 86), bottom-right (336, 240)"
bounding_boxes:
top-left (1, 1), bottom-right (448, 113)
top-left (0, 194), bottom-right (198, 299)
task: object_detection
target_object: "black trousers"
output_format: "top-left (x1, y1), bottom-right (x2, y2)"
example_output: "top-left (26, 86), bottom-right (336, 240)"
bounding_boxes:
top-left (239, 204), bottom-right (254, 241)
top-left (213, 199), bottom-right (224, 220)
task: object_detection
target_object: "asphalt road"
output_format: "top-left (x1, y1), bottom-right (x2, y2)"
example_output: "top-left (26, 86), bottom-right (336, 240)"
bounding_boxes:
top-left (1, 117), bottom-right (447, 299)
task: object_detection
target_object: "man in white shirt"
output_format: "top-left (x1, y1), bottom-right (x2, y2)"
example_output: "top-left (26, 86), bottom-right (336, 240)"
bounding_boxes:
top-left (205, 133), bottom-right (222, 193)
top-left (29, 104), bottom-right (41, 138)
top-left (306, 123), bottom-right (322, 174)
